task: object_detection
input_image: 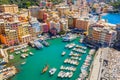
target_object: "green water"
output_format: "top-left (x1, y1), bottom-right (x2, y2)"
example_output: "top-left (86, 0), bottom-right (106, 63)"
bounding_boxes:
top-left (11, 38), bottom-right (90, 80)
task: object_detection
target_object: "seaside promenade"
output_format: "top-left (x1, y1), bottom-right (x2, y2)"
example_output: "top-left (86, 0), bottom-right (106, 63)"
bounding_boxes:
top-left (89, 48), bottom-right (109, 80)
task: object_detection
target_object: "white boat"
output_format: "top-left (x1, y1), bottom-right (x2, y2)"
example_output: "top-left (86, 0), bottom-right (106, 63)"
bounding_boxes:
top-left (9, 55), bottom-right (14, 59)
top-left (21, 54), bottom-right (28, 58)
top-left (29, 52), bottom-right (34, 56)
top-left (15, 51), bottom-right (20, 55)
top-left (21, 62), bottom-right (26, 65)
top-left (63, 33), bottom-right (76, 42)
top-left (61, 51), bottom-right (66, 56)
top-left (68, 72), bottom-right (73, 78)
top-left (49, 68), bottom-right (57, 75)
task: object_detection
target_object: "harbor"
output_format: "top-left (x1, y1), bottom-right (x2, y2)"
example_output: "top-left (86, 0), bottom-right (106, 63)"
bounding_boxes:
top-left (9, 37), bottom-right (95, 80)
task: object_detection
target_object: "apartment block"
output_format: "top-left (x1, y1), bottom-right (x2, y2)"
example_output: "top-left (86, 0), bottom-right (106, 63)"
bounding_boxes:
top-left (0, 4), bottom-right (18, 13)
top-left (0, 29), bottom-right (19, 46)
top-left (75, 18), bottom-right (90, 33)
top-left (88, 24), bottom-right (117, 46)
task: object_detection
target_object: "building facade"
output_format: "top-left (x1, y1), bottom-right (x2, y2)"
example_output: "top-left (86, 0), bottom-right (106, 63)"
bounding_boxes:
top-left (0, 4), bottom-right (18, 13)
top-left (88, 24), bottom-right (117, 46)
top-left (0, 29), bottom-right (19, 46)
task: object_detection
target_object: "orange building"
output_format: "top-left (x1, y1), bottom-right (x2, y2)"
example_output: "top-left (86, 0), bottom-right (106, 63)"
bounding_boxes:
top-left (0, 34), bottom-right (7, 45)
top-left (75, 18), bottom-right (90, 31)
top-left (0, 4), bottom-right (18, 13)
top-left (39, 9), bottom-right (46, 20)
top-left (0, 19), bottom-right (5, 34)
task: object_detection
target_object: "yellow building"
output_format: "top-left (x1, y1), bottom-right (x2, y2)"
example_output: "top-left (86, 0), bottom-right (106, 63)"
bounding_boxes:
top-left (0, 29), bottom-right (19, 46)
top-left (0, 4), bottom-right (18, 14)
top-left (18, 22), bottom-right (31, 43)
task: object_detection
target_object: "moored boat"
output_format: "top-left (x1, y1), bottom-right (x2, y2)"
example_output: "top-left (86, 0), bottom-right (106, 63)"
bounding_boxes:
top-left (29, 52), bottom-right (34, 56)
top-left (62, 33), bottom-right (76, 42)
top-left (61, 51), bottom-right (66, 56)
top-left (21, 62), bottom-right (26, 65)
top-left (49, 68), bottom-right (57, 75)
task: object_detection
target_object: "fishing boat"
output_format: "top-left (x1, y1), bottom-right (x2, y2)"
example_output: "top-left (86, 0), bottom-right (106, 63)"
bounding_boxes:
top-left (49, 68), bottom-right (57, 75)
top-left (61, 51), bottom-right (66, 56)
top-left (41, 65), bottom-right (49, 73)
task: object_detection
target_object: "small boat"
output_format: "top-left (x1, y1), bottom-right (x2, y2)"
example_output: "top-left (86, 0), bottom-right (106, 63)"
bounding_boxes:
top-left (49, 68), bottom-right (57, 75)
top-left (15, 51), bottom-right (20, 55)
top-left (61, 51), bottom-right (66, 56)
top-left (21, 62), bottom-right (26, 65)
top-left (29, 52), bottom-right (34, 56)
top-left (41, 65), bottom-right (49, 73)
top-left (9, 55), bottom-right (14, 59)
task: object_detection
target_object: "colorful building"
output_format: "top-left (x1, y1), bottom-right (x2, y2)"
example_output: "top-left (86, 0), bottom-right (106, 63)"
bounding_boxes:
top-left (18, 22), bottom-right (31, 43)
top-left (39, 9), bottom-right (46, 20)
top-left (30, 17), bottom-right (42, 36)
top-left (0, 29), bottom-right (19, 46)
top-left (0, 4), bottom-right (18, 13)
top-left (0, 19), bottom-right (5, 34)
top-left (41, 23), bottom-right (49, 33)
top-left (0, 13), bottom-right (14, 22)
top-left (75, 18), bottom-right (90, 34)
top-left (28, 6), bottom-right (40, 19)
top-left (60, 18), bottom-right (68, 31)
top-left (88, 24), bottom-right (117, 46)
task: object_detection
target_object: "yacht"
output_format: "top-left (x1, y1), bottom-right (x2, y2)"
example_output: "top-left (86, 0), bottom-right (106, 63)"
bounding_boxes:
top-left (62, 33), bottom-right (76, 42)
top-left (49, 68), bottom-right (57, 75)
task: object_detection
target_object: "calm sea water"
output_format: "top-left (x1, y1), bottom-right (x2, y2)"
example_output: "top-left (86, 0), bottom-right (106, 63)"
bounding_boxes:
top-left (102, 13), bottom-right (120, 24)
top-left (12, 38), bottom-right (90, 80)
top-left (11, 13), bottom-right (120, 80)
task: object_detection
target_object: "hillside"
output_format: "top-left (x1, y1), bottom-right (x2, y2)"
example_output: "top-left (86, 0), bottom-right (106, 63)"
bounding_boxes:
top-left (0, 0), bottom-right (63, 8)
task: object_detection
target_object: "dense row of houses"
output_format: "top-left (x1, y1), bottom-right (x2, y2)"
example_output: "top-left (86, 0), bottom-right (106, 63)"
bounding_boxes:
top-left (0, 0), bottom-right (120, 49)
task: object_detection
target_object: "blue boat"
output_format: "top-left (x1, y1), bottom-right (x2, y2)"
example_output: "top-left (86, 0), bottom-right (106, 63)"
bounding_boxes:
top-left (34, 41), bottom-right (43, 49)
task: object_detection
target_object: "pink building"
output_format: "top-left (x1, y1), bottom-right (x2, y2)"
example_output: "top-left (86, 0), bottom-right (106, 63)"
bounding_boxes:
top-left (41, 23), bottom-right (49, 33)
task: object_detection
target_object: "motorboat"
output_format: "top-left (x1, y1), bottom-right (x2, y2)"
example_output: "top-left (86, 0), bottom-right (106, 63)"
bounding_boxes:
top-left (49, 68), bottom-right (57, 75)
top-left (21, 62), bottom-right (26, 65)
top-left (28, 41), bottom-right (35, 48)
top-left (21, 54), bottom-right (28, 58)
top-left (61, 51), bottom-right (66, 56)
top-left (42, 40), bottom-right (49, 47)
top-left (15, 51), bottom-right (20, 55)
top-left (29, 52), bottom-right (34, 56)
top-left (34, 41), bottom-right (43, 49)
